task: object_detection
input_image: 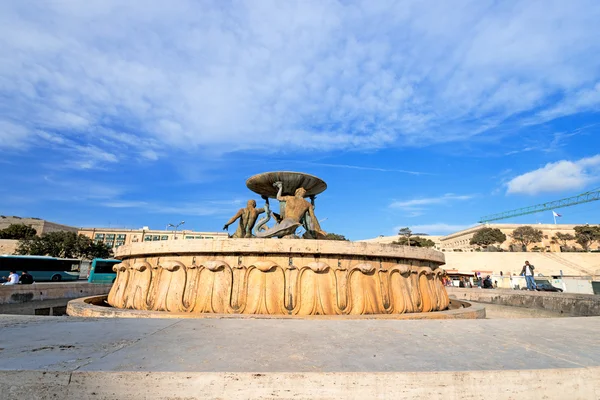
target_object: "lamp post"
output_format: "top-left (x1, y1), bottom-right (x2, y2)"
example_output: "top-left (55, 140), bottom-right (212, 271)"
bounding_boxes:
top-left (167, 221), bottom-right (185, 240)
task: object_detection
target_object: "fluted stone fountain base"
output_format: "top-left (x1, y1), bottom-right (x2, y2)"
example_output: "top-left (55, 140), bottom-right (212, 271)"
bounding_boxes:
top-left (105, 239), bottom-right (450, 316)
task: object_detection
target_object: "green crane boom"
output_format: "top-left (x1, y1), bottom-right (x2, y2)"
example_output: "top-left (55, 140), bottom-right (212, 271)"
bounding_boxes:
top-left (479, 188), bottom-right (600, 223)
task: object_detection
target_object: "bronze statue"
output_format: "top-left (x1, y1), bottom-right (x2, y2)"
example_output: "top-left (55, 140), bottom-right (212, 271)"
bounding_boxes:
top-left (256, 181), bottom-right (326, 239)
top-left (223, 199), bottom-right (266, 238)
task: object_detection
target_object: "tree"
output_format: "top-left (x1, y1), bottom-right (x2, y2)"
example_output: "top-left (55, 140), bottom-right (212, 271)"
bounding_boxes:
top-left (0, 224), bottom-right (37, 240)
top-left (393, 236), bottom-right (436, 248)
top-left (397, 227), bottom-right (413, 247)
top-left (510, 226), bottom-right (543, 251)
top-left (573, 225), bottom-right (600, 251)
top-left (469, 228), bottom-right (507, 248)
top-left (323, 233), bottom-right (348, 241)
top-left (551, 232), bottom-right (575, 249)
top-left (17, 231), bottom-right (113, 259)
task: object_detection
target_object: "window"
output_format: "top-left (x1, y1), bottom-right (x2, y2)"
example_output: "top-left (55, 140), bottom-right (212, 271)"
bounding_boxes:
top-left (185, 236), bottom-right (194, 239)
top-left (116, 241), bottom-right (125, 247)
top-left (152, 235), bottom-right (160, 241)
top-left (106, 234), bottom-right (116, 239)
top-left (204, 236), bottom-right (213, 239)
top-left (117, 234), bottom-right (126, 240)
top-left (95, 261), bottom-right (119, 274)
top-left (161, 235), bottom-right (169, 240)
top-left (94, 233), bottom-right (105, 240)
top-left (105, 241), bottom-right (115, 247)
top-left (144, 236), bottom-right (152, 242)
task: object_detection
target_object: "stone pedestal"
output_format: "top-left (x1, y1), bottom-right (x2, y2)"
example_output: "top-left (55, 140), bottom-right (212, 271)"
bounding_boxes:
top-left (108, 239), bottom-right (449, 316)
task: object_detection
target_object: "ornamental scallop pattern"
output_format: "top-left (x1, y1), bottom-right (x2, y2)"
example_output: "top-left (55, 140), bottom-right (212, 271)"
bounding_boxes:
top-left (108, 255), bottom-right (450, 316)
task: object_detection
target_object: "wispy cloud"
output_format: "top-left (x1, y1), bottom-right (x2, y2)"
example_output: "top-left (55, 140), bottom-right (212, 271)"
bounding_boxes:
top-left (1, 0), bottom-right (600, 162)
top-left (390, 194), bottom-right (474, 209)
top-left (506, 154), bottom-right (600, 195)
top-left (282, 161), bottom-right (432, 175)
top-left (393, 223), bottom-right (475, 235)
top-left (103, 199), bottom-right (245, 217)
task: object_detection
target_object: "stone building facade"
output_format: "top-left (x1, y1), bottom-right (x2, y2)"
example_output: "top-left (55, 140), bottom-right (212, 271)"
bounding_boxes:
top-left (361, 224), bottom-right (600, 253)
top-left (438, 224), bottom-right (598, 252)
top-left (0, 216), bottom-right (78, 236)
top-left (78, 227), bottom-right (228, 250)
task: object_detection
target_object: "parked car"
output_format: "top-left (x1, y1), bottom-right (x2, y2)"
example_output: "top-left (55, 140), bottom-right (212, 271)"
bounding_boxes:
top-left (535, 282), bottom-right (563, 292)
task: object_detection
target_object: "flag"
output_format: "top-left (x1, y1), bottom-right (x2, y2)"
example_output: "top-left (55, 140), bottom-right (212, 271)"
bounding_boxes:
top-left (552, 211), bottom-right (562, 218)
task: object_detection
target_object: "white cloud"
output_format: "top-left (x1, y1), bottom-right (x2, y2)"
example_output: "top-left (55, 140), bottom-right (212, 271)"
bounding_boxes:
top-left (533, 83), bottom-right (600, 123)
top-left (390, 194), bottom-right (474, 209)
top-left (393, 223), bottom-right (474, 235)
top-left (103, 199), bottom-right (240, 217)
top-left (1, 0), bottom-right (600, 160)
top-left (0, 121), bottom-right (30, 148)
top-left (506, 155), bottom-right (600, 195)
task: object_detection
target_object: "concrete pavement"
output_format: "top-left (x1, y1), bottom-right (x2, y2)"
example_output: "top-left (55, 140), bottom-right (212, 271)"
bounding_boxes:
top-left (0, 314), bottom-right (599, 398)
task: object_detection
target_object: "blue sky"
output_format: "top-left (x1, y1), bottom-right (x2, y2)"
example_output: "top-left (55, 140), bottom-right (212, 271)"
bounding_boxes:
top-left (1, 0), bottom-right (600, 240)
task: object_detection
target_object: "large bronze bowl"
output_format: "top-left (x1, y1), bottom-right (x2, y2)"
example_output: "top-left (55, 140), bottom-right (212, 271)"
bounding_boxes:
top-left (246, 171), bottom-right (327, 198)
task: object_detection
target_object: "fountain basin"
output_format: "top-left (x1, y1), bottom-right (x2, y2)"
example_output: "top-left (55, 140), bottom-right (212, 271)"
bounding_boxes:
top-left (107, 239), bottom-right (450, 316)
top-left (246, 171), bottom-right (327, 198)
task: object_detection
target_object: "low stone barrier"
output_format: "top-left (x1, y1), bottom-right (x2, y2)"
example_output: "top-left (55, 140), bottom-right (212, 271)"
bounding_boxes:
top-left (447, 287), bottom-right (600, 316)
top-left (0, 283), bottom-right (112, 315)
top-left (68, 295), bottom-right (486, 319)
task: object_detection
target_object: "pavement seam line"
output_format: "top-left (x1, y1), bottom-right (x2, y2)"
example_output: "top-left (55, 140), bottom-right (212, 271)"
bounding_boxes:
top-left (493, 332), bottom-right (588, 368)
top-left (67, 320), bottom-right (184, 374)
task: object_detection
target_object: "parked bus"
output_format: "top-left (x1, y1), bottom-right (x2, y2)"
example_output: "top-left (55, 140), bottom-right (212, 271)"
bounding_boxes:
top-left (0, 255), bottom-right (81, 282)
top-left (87, 258), bottom-right (120, 283)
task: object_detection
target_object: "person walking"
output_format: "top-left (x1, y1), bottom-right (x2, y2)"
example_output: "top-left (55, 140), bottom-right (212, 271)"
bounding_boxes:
top-left (520, 261), bottom-right (536, 291)
top-left (1, 271), bottom-right (19, 285)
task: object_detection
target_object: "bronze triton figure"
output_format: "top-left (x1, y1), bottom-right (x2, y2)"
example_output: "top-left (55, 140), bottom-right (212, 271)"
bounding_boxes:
top-left (223, 199), bottom-right (266, 238)
top-left (256, 181), bottom-right (326, 239)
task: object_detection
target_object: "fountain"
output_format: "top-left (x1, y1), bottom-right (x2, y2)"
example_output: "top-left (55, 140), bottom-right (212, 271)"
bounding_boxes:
top-left (72, 172), bottom-right (464, 317)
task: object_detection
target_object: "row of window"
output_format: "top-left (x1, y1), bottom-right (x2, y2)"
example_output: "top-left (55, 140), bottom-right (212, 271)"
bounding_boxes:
top-left (92, 233), bottom-right (217, 247)
top-left (144, 235), bottom-right (170, 241)
top-left (94, 239), bottom-right (126, 247)
top-left (94, 233), bottom-right (127, 240)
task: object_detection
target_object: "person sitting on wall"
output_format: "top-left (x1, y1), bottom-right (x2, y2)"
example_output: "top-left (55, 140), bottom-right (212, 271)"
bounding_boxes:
top-left (19, 271), bottom-right (33, 285)
top-left (482, 275), bottom-right (494, 289)
top-left (1, 270), bottom-right (19, 285)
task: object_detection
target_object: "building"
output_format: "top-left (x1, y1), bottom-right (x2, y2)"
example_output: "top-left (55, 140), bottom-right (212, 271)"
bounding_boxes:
top-left (361, 224), bottom-right (600, 253)
top-left (78, 227), bottom-right (228, 249)
top-left (0, 216), bottom-right (78, 236)
top-left (359, 224), bottom-right (600, 278)
top-left (360, 235), bottom-right (443, 250)
top-left (438, 223), bottom-right (599, 252)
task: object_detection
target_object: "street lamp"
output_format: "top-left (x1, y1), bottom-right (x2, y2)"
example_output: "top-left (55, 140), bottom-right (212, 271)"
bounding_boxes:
top-left (167, 221), bottom-right (185, 239)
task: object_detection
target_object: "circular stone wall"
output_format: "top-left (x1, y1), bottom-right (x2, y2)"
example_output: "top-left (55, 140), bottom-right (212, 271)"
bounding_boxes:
top-left (108, 239), bottom-right (450, 316)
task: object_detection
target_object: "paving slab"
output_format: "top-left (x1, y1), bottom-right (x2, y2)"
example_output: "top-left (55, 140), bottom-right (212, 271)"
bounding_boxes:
top-left (0, 314), bottom-right (599, 399)
top-left (1, 315), bottom-right (599, 373)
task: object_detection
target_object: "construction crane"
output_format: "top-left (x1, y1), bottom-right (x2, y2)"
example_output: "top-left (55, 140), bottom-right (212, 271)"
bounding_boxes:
top-left (479, 187), bottom-right (600, 223)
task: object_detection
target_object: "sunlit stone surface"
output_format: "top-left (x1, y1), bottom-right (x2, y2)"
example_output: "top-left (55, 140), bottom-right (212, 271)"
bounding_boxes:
top-left (108, 239), bottom-right (449, 316)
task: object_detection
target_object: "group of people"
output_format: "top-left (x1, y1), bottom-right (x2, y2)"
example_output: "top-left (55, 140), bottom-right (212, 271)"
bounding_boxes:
top-left (1, 270), bottom-right (34, 285)
top-left (443, 261), bottom-right (537, 291)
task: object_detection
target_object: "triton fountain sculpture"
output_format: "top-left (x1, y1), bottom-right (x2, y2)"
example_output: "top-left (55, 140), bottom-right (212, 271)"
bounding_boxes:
top-left (103, 171), bottom-right (451, 317)
top-left (225, 171), bottom-right (327, 239)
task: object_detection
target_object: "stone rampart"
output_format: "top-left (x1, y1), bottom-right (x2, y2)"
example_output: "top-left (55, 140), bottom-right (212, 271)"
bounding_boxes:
top-left (447, 287), bottom-right (600, 316)
top-left (0, 239), bottom-right (18, 255)
top-left (443, 251), bottom-right (600, 276)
